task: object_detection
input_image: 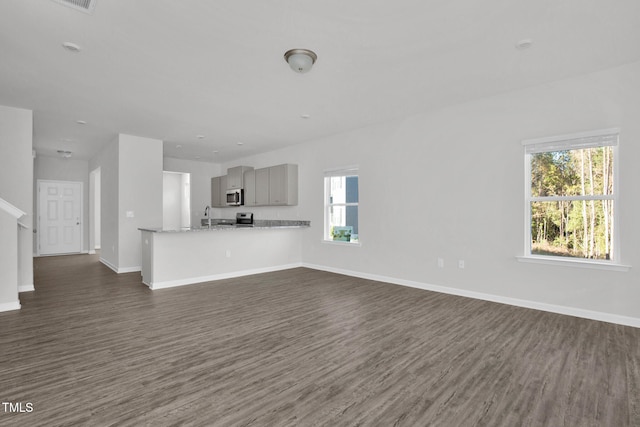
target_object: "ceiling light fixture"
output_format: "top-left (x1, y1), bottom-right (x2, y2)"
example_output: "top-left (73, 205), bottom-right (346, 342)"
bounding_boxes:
top-left (284, 49), bottom-right (317, 73)
top-left (76, 119), bottom-right (87, 125)
top-left (62, 42), bottom-right (82, 53)
top-left (57, 150), bottom-right (72, 158)
top-left (237, 142), bottom-right (244, 146)
top-left (300, 114), bottom-right (311, 119)
top-left (196, 135), bottom-right (205, 139)
top-left (515, 38), bottom-right (533, 50)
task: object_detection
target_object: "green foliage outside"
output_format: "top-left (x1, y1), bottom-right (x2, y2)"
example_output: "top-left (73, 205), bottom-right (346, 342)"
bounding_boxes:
top-left (530, 146), bottom-right (614, 260)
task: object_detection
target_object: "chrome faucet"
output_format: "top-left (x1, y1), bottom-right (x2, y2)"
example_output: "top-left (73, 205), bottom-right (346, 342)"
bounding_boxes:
top-left (204, 205), bottom-right (212, 227)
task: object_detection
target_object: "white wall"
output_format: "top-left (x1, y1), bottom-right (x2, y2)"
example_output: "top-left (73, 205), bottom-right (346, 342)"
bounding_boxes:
top-left (224, 60), bottom-right (640, 322)
top-left (0, 208), bottom-right (19, 308)
top-left (90, 138), bottom-right (119, 270)
top-left (163, 157), bottom-right (221, 223)
top-left (90, 134), bottom-right (163, 272)
top-left (0, 105), bottom-right (33, 296)
top-left (162, 171), bottom-right (190, 230)
top-left (34, 156), bottom-right (90, 253)
top-left (93, 168), bottom-right (101, 249)
top-left (118, 134), bottom-right (163, 271)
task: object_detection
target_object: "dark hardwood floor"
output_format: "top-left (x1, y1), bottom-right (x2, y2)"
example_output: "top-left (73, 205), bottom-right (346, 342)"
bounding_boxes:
top-left (1, 253), bottom-right (639, 426)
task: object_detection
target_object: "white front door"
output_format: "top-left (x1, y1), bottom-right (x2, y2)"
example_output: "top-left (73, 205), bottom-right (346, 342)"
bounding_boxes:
top-left (38, 180), bottom-right (82, 255)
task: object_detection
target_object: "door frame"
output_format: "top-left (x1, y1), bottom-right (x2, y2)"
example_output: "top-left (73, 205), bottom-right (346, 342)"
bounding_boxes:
top-left (36, 179), bottom-right (84, 257)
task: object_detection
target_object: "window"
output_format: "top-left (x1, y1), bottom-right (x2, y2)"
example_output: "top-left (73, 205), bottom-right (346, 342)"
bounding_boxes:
top-left (522, 128), bottom-right (619, 263)
top-left (324, 167), bottom-right (359, 244)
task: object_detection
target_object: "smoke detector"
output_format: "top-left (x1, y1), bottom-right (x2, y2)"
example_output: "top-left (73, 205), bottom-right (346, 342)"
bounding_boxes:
top-left (51, 0), bottom-right (97, 14)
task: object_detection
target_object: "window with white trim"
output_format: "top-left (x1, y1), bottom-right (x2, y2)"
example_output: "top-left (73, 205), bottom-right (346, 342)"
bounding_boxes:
top-left (324, 167), bottom-right (359, 243)
top-left (522, 128), bottom-right (619, 262)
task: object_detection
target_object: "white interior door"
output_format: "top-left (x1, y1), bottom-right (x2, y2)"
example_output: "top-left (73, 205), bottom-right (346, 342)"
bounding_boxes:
top-left (39, 180), bottom-right (82, 255)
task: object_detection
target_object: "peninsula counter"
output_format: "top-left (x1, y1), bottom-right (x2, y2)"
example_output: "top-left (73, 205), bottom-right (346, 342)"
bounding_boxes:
top-left (139, 220), bottom-right (310, 289)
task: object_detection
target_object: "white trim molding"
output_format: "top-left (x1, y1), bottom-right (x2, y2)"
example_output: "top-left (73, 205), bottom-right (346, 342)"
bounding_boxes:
top-left (0, 197), bottom-right (26, 219)
top-left (100, 257), bottom-right (118, 273)
top-left (302, 263), bottom-right (640, 329)
top-left (516, 255), bottom-right (630, 272)
top-left (19, 284), bottom-right (35, 293)
top-left (100, 258), bottom-right (141, 274)
top-left (0, 301), bottom-right (21, 312)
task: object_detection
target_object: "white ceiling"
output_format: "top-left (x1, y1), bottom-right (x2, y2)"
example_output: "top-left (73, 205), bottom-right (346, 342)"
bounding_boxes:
top-left (1, 0), bottom-right (639, 163)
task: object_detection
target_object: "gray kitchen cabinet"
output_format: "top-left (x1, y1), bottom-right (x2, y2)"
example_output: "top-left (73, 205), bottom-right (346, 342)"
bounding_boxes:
top-left (226, 166), bottom-right (253, 190)
top-left (255, 167), bottom-right (270, 206)
top-left (211, 175), bottom-right (227, 207)
top-left (243, 169), bottom-right (256, 206)
top-left (269, 164), bottom-right (298, 206)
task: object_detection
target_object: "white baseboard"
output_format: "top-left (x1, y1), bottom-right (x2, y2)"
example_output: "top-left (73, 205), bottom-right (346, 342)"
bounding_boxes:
top-left (88, 250), bottom-right (96, 255)
top-left (118, 266), bottom-right (141, 273)
top-left (149, 263), bottom-right (303, 290)
top-left (100, 258), bottom-right (139, 273)
top-left (19, 284), bottom-right (35, 293)
top-left (302, 263), bottom-right (640, 329)
top-left (100, 257), bottom-right (118, 273)
top-left (0, 301), bottom-right (21, 312)
top-left (99, 258), bottom-right (141, 274)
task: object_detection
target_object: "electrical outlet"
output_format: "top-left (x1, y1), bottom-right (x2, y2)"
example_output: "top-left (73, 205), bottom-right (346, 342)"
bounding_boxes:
top-left (458, 260), bottom-right (465, 269)
top-left (437, 258), bottom-right (444, 268)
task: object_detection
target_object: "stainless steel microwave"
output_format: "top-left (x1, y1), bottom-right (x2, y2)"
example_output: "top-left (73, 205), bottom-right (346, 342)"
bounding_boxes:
top-left (226, 189), bottom-right (243, 206)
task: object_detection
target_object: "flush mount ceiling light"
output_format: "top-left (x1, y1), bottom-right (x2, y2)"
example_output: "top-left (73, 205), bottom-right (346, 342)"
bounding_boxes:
top-left (515, 38), bottom-right (533, 50)
top-left (76, 119), bottom-right (87, 125)
top-left (284, 49), bottom-right (317, 73)
top-left (57, 150), bottom-right (73, 158)
top-left (62, 42), bottom-right (82, 53)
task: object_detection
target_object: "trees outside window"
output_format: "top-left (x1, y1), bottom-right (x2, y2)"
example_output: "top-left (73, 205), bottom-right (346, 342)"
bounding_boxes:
top-left (523, 129), bottom-right (618, 261)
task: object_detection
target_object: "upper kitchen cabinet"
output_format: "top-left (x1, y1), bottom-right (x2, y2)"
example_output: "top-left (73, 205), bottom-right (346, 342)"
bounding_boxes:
top-left (269, 164), bottom-right (298, 206)
top-left (255, 168), bottom-right (270, 206)
top-left (211, 175), bottom-right (227, 208)
top-left (243, 169), bottom-right (256, 206)
top-left (226, 166), bottom-right (253, 190)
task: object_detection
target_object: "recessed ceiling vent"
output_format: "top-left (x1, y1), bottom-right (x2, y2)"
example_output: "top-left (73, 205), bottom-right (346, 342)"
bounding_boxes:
top-left (51, 0), bottom-right (96, 14)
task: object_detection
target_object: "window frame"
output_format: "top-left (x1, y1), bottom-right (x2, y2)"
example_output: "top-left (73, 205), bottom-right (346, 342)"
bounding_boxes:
top-left (323, 166), bottom-right (360, 246)
top-left (519, 128), bottom-right (628, 270)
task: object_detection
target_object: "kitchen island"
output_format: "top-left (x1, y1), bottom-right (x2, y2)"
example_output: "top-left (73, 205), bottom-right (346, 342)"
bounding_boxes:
top-left (139, 220), bottom-right (310, 289)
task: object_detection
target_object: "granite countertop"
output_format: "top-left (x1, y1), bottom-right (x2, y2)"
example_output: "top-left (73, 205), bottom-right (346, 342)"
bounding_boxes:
top-left (139, 219), bottom-right (310, 233)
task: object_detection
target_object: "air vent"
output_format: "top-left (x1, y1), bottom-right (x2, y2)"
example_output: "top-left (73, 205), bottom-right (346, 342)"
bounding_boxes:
top-left (51, 0), bottom-right (96, 14)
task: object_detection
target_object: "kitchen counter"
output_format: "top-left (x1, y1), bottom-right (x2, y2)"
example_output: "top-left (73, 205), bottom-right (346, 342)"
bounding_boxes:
top-left (139, 219), bottom-right (310, 233)
top-left (139, 220), bottom-right (309, 290)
